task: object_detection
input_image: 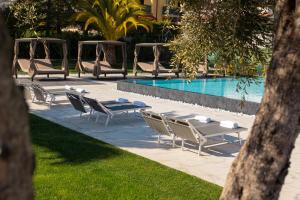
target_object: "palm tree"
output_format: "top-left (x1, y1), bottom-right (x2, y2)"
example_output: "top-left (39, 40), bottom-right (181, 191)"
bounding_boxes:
top-left (74, 0), bottom-right (152, 64)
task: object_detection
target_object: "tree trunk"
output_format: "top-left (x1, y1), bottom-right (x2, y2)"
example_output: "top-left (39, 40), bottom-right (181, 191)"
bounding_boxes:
top-left (0, 11), bottom-right (34, 200)
top-left (220, 1), bottom-right (300, 199)
top-left (103, 44), bottom-right (117, 65)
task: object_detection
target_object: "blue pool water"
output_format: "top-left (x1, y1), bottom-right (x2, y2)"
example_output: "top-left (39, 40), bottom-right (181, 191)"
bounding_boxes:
top-left (129, 78), bottom-right (265, 103)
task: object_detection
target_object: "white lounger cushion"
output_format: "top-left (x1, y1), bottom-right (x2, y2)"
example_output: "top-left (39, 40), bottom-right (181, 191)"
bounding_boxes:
top-left (220, 120), bottom-right (238, 129)
top-left (65, 85), bottom-right (74, 90)
top-left (75, 88), bottom-right (86, 93)
top-left (195, 115), bottom-right (211, 123)
top-left (116, 98), bottom-right (129, 103)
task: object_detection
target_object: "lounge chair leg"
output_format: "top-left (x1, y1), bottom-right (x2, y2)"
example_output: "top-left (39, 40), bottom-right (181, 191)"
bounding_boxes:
top-left (96, 113), bottom-right (100, 122)
top-left (105, 116), bottom-right (110, 127)
top-left (237, 132), bottom-right (242, 145)
top-left (88, 109), bottom-right (93, 121)
top-left (78, 72), bottom-right (81, 78)
top-left (64, 74), bottom-right (67, 80)
top-left (198, 144), bottom-right (202, 156)
top-left (157, 135), bottom-right (160, 144)
top-left (47, 74), bottom-right (49, 78)
top-left (49, 96), bottom-right (54, 108)
top-left (172, 135), bottom-right (175, 147)
top-left (181, 140), bottom-right (184, 151)
top-left (104, 74), bottom-right (106, 77)
top-left (80, 112), bottom-right (82, 118)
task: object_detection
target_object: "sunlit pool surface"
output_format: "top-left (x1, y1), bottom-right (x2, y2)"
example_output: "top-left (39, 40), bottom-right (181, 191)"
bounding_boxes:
top-left (128, 78), bottom-right (264, 103)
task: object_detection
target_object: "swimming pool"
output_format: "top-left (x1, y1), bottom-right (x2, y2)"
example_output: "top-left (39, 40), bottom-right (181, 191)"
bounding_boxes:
top-left (128, 78), bottom-right (264, 103)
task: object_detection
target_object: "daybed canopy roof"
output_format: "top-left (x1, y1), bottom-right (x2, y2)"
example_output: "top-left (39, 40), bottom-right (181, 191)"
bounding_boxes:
top-left (15, 37), bottom-right (66, 43)
top-left (79, 40), bottom-right (125, 46)
top-left (135, 43), bottom-right (166, 47)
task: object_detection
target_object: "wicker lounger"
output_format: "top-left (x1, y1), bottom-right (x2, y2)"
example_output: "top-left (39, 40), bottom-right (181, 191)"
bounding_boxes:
top-left (82, 96), bottom-right (151, 126)
top-left (76, 41), bottom-right (127, 79)
top-left (81, 60), bottom-right (110, 70)
top-left (13, 38), bottom-right (69, 81)
top-left (166, 117), bottom-right (247, 155)
top-left (133, 43), bottom-right (180, 78)
top-left (141, 111), bottom-right (175, 146)
top-left (137, 62), bottom-right (178, 74)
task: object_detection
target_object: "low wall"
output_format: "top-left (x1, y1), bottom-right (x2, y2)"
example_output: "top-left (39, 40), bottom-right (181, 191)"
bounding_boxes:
top-left (117, 81), bottom-right (260, 115)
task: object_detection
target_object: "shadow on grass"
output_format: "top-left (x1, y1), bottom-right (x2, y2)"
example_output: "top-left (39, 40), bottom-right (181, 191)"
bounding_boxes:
top-left (30, 114), bottom-right (121, 165)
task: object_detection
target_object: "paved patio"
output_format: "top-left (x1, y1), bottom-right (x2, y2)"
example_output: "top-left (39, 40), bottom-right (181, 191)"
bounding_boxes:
top-left (19, 74), bottom-right (300, 200)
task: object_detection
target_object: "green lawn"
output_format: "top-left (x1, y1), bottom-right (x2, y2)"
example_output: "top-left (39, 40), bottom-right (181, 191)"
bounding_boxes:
top-left (30, 114), bottom-right (222, 200)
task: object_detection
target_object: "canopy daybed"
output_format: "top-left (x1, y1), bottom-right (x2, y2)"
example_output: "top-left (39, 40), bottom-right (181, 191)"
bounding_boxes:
top-left (76, 40), bottom-right (127, 79)
top-left (133, 43), bottom-right (180, 78)
top-left (12, 38), bottom-right (69, 81)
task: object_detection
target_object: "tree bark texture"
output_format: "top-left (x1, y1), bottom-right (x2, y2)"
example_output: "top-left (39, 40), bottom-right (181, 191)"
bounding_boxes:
top-left (220, 0), bottom-right (300, 199)
top-left (103, 44), bottom-right (117, 65)
top-left (0, 11), bottom-right (34, 200)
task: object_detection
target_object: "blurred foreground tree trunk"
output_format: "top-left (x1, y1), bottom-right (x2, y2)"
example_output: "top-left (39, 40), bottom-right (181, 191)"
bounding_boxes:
top-left (221, 0), bottom-right (300, 199)
top-left (0, 11), bottom-right (34, 200)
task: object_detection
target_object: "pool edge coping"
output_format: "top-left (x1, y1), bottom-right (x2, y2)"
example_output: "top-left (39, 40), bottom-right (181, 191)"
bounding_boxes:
top-left (117, 80), bottom-right (260, 115)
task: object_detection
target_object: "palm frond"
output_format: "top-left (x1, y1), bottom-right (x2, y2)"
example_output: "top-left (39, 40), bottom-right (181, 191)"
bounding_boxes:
top-left (84, 16), bottom-right (100, 30)
top-left (74, 0), bottom-right (152, 40)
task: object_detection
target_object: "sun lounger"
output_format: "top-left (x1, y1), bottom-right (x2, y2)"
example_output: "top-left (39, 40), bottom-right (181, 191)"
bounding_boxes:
top-left (82, 96), bottom-right (131, 108)
top-left (166, 117), bottom-right (247, 155)
top-left (66, 92), bottom-right (88, 117)
top-left (141, 111), bottom-right (175, 146)
top-left (31, 83), bottom-right (65, 107)
top-left (82, 96), bottom-right (151, 126)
